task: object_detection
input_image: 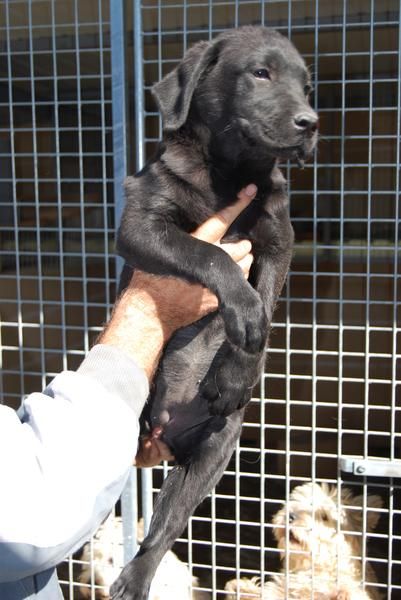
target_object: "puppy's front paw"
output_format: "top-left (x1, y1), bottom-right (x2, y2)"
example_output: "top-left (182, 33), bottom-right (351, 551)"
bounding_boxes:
top-left (221, 290), bottom-right (267, 354)
top-left (201, 345), bottom-right (261, 416)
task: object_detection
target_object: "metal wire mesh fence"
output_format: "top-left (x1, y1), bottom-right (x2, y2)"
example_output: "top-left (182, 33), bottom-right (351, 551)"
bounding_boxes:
top-left (0, 0), bottom-right (400, 598)
top-left (0, 0), bottom-right (116, 596)
top-left (0, 0), bottom-right (114, 404)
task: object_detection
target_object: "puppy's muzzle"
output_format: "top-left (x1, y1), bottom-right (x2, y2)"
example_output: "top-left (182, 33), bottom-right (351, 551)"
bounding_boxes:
top-left (293, 111), bottom-right (319, 133)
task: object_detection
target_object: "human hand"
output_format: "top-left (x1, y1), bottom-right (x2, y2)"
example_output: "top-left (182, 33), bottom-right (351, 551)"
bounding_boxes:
top-left (134, 427), bottom-right (174, 468)
top-left (192, 183), bottom-right (256, 281)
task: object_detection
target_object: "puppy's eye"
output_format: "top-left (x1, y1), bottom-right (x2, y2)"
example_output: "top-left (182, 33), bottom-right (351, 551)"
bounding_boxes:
top-left (253, 68), bottom-right (270, 80)
top-left (304, 85), bottom-right (313, 96)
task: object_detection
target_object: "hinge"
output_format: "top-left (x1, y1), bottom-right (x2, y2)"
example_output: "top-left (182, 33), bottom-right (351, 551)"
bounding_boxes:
top-left (340, 457), bottom-right (401, 478)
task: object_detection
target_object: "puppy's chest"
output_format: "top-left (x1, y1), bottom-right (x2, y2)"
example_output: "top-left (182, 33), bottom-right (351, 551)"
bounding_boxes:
top-left (174, 191), bottom-right (286, 257)
top-left (224, 194), bottom-right (285, 249)
top-left (171, 185), bottom-right (230, 231)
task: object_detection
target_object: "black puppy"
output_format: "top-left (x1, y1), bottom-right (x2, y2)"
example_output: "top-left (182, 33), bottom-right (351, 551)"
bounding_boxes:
top-left (111, 26), bottom-right (318, 600)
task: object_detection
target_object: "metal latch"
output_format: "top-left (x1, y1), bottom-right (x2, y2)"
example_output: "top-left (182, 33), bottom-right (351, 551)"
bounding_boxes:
top-left (340, 457), bottom-right (401, 478)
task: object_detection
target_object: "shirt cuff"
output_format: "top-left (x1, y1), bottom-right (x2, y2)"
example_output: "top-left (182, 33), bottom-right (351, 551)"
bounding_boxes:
top-left (77, 344), bottom-right (149, 420)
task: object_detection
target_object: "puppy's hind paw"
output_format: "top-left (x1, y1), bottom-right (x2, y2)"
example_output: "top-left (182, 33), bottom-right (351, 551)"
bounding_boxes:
top-left (202, 375), bottom-right (252, 417)
top-left (110, 576), bottom-right (149, 600)
top-left (201, 343), bottom-right (260, 416)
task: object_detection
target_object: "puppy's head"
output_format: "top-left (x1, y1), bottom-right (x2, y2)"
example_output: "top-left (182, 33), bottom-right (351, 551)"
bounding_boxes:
top-left (152, 26), bottom-right (318, 164)
top-left (272, 483), bottom-right (382, 571)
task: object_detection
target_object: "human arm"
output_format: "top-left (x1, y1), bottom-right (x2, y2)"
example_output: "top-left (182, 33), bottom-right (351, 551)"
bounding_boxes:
top-left (0, 345), bottom-right (146, 582)
top-left (0, 185), bottom-right (256, 581)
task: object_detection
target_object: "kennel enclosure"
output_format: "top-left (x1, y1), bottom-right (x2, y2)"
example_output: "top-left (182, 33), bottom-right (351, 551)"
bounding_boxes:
top-left (0, 0), bottom-right (400, 597)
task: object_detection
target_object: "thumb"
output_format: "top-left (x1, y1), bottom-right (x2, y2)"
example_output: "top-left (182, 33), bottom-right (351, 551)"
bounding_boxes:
top-left (193, 184), bottom-right (257, 243)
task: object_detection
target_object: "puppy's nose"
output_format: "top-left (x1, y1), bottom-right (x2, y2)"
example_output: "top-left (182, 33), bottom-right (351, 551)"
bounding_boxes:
top-left (293, 112), bottom-right (318, 133)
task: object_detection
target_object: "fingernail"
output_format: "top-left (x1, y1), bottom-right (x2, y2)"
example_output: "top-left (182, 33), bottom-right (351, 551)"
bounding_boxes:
top-left (244, 183), bottom-right (257, 197)
top-left (152, 426), bottom-right (163, 438)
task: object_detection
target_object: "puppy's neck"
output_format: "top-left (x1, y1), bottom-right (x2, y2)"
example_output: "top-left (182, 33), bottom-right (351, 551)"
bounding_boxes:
top-left (210, 152), bottom-right (276, 205)
top-left (207, 125), bottom-right (277, 198)
top-left (164, 123), bottom-right (277, 205)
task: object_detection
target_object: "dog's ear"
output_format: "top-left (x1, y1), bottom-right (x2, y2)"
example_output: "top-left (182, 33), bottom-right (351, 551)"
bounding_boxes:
top-left (365, 494), bottom-right (383, 532)
top-left (152, 39), bottom-right (220, 131)
top-left (344, 492), bottom-right (383, 533)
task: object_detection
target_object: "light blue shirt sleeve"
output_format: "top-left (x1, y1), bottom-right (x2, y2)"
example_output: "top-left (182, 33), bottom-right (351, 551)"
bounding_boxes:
top-left (0, 344), bottom-right (149, 583)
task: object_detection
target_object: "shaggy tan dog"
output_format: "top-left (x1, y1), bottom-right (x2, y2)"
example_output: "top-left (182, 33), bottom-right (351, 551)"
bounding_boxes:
top-left (225, 483), bottom-right (383, 599)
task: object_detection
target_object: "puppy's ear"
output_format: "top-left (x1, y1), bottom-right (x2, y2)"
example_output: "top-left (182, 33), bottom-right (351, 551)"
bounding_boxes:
top-left (152, 39), bottom-right (220, 131)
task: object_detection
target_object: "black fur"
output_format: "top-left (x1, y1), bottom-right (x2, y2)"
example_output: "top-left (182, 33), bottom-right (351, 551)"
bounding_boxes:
top-left (111, 26), bottom-right (317, 600)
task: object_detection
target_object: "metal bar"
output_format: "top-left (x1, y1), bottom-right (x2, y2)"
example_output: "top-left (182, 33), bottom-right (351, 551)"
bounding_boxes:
top-left (338, 0), bottom-right (347, 501)
top-left (4, 0), bottom-right (24, 400)
top-left (340, 458), bottom-right (401, 479)
top-left (50, 0), bottom-right (67, 373)
top-left (111, 0), bottom-right (128, 280)
top-left (74, 0), bottom-right (89, 357)
top-left (387, 0), bottom-right (401, 592)
top-left (110, 0), bottom-right (138, 565)
top-left (134, 0), bottom-right (154, 540)
top-left (134, 0), bottom-right (146, 173)
top-left (282, 3), bottom-right (293, 595)
top-left (98, 0), bottom-right (111, 314)
top-left (360, 7), bottom-right (375, 587)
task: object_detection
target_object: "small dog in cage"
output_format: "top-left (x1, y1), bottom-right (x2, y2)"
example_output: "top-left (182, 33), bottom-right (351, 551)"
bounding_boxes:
top-left (112, 25), bottom-right (318, 600)
top-left (78, 515), bottom-right (208, 600)
top-left (224, 482), bottom-right (383, 600)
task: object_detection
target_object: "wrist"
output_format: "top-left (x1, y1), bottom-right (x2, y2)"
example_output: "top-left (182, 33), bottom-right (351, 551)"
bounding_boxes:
top-left (99, 270), bottom-right (217, 381)
top-left (99, 286), bottom-right (171, 380)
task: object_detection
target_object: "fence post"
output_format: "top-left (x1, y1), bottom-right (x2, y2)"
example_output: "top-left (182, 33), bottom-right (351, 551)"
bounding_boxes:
top-left (131, 0), bottom-right (155, 538)
top-left (110, 0), bottom-right (139, 564)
